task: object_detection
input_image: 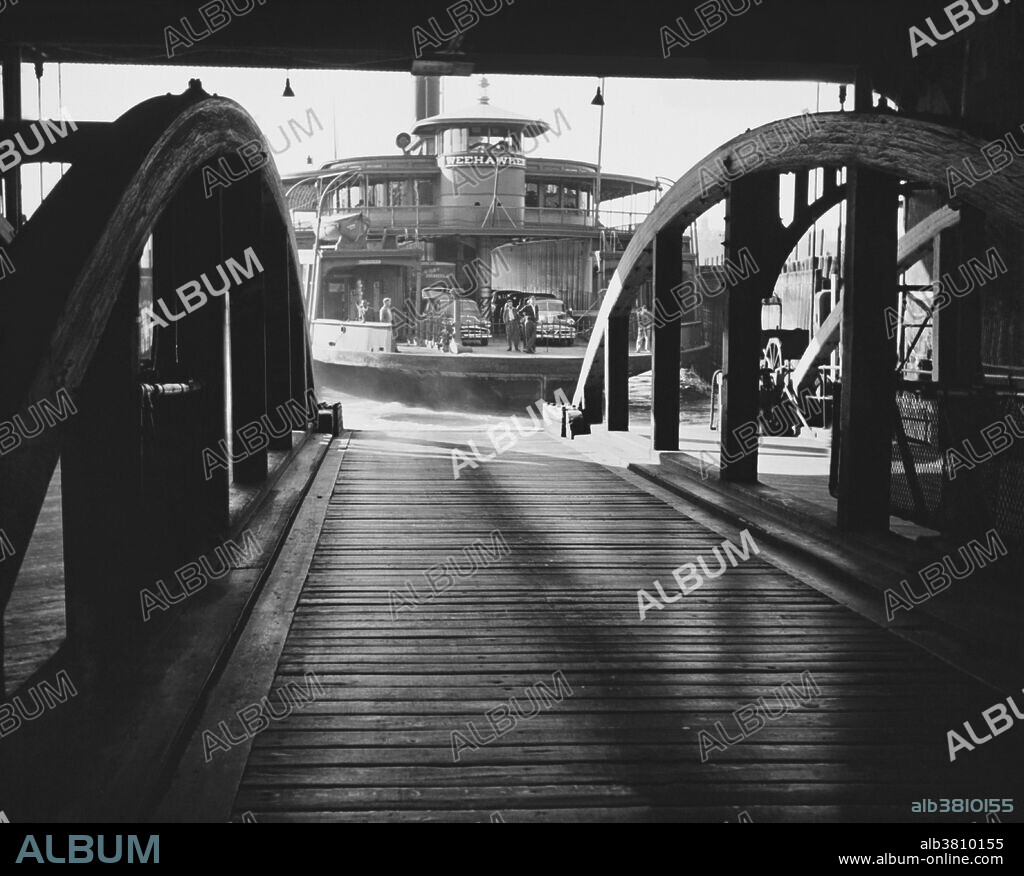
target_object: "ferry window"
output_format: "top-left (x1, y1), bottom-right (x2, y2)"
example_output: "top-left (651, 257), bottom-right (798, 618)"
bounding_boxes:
top-left (367, 181), bottom-right (386, 207)
top-left (544, 183), bottom-right (561, 208)
top-left (334, 185), bottom-right (352, 211)
top-left (468, 126), bottom-right (513, 150)
top-left (511, 132), bottom-right (522, 151)
top-left (415, 179), bottom-right (435, 205)
top-left (443, 128), bottom-right (468, 153)
top-left (525, 183), bottom-right (539, 208)
top-left (389, 180), bottom-right (413, 207)
top-left (579, 189), bottom-right (591, 213)
top-left (348, 182), bottom-right (364, 208)
top-left (562, 185), bottom-right (579, 210)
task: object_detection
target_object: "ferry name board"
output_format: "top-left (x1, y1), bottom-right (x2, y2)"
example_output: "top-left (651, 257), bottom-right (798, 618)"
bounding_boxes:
top-left (445, 154), bottom-right (526, 169)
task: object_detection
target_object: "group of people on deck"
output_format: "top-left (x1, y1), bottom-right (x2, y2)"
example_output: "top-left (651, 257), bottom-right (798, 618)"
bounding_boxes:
top-left (501, 297), bottom-right (539, 354)
top-left (357, 297), bottom-right (392, 323)
top-left (353, 296), bottom-right (399, 352)
top-left (352, 294), bottom-right (549, 355)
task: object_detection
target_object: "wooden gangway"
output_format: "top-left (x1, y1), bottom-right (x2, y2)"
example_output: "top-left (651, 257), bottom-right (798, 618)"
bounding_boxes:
top-left (159, 424), bottom-right (1017, 823)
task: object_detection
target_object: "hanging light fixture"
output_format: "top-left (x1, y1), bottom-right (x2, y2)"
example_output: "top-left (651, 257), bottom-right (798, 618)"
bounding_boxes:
top-left (282, 74), bottom-right (295, 97)
top-left (591, 86), bottom-right (605, 107)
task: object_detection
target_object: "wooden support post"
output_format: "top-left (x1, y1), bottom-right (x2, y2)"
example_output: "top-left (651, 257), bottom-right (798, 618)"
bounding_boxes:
top-left (794, 171), bottom-right (809, 222)
top-left (935, 205), bottom-right (989, 533)
top-left (151, 172), bottom-right (230, 550)
top-left (2, 48), bottom-right (22, 230)
top-left (265, 227), bottom-right (296, 452)
top-left (228, 179), bottom-right (269, 483)
top-left (285, 209), bottom-right (315, 431)
top-left (854, 70), bottom-right (873, 113)
top-left (605, 311), bottom-right (630, 431)
top-left (936, 205), bottom-right (983, 390)
top-left (720, 173), bottom-right (780, 482)
top-left (62, 265), bottom-right (145, 660)
top-left (290, 248), bottom-right (314, 428)
top-left (652, 224), bottom-right (683, 451)
top-left (837, 166), bottom-right (899, 531)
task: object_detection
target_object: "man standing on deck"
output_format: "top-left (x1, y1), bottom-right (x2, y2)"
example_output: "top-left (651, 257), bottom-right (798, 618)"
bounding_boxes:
top-left (379, 297), bottom-right (398, 351)
top-left (503, 299), bottom-right (521, 351)
top-left (521, 297), bottom-right (538, 354)
top-left (636, 304), bottom-right (652, 352)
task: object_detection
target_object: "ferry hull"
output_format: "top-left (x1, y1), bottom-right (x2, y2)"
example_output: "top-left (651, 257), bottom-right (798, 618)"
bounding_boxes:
top-left (312, 348), bottom-right (653, 412)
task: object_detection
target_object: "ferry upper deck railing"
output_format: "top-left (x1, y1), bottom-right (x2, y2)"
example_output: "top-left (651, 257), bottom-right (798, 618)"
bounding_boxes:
top-left (288, 205), bottom-right (649, 238)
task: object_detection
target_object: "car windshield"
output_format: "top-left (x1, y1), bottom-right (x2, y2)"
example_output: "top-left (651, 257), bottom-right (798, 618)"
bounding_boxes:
top-left (435, 297), bottom-right (481, 319)
top-left (537, 300), bottom-right (564, 313)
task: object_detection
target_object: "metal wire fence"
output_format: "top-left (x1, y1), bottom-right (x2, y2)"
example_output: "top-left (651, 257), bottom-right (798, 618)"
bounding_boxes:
top-left (889, 388), bottom-right (1024, 545)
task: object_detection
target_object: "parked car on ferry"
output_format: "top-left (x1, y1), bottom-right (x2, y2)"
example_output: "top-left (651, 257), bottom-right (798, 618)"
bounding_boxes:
top-left (535, 298), bottom-right (577, 346)
top-left (437, 295), bottom-right (491, 345)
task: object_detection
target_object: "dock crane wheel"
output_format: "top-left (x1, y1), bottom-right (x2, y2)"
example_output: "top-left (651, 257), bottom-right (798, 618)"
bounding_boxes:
top-left (763, 337), bottom-right (784, 372)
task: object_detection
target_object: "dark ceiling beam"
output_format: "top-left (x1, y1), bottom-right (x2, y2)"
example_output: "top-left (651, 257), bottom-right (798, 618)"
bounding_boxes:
top-left (0, 0), bottom-right (988, 84)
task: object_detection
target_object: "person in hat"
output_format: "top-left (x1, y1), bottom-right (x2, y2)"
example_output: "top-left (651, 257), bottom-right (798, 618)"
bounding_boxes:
top-left (521, 297), bottom-right (538, 354)
top-left (502, 298), bottom-right (521, 351)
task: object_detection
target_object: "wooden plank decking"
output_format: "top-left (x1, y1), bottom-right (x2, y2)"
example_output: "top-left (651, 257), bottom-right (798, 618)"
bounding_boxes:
top-left (231, 427), bottom-right (1020, 822)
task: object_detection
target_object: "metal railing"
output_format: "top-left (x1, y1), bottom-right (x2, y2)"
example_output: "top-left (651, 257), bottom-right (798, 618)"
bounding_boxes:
top-left (290, 204), bottom-right (650, 236)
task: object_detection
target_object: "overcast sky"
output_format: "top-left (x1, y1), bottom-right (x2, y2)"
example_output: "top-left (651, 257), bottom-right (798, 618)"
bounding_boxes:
top-left (14, 63), bottom-right (844, 245)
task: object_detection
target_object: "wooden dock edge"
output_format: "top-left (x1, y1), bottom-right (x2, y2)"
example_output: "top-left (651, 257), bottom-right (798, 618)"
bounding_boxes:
top-left (150, 434), bottom-right (350, 823)
top-left (0, 431), bottom-right (340, 821)
top-left (626, 460), bottom-right (1017, 695)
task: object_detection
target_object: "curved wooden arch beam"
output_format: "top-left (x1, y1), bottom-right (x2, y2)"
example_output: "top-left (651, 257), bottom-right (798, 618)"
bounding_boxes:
top-left (0, 91), bottom-right (304, 414)
top-left (774, 179), bottom-right (848, 275)
top-left (573, 111), bottom-right (1024, 405)
top-left (0, 89), bottom-right (306, 644)
top-left (898, 204), bottom-right (961, 271)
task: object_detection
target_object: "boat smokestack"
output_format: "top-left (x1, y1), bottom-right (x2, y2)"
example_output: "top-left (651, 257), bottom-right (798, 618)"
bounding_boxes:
top-left (415, 76), bottom-right (441, 121)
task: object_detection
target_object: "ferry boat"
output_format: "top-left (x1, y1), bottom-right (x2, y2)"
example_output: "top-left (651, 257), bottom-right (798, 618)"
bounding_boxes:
top-left (282, 75), bottom-right (657, 410)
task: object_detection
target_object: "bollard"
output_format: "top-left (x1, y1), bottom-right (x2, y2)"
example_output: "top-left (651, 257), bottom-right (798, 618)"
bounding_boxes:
top-left (317, 402), bottom-right (342, 436)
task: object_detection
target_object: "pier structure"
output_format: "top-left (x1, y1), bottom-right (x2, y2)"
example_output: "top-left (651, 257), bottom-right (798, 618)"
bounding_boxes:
top-left (0, 0), bottom-right (1021, 822)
